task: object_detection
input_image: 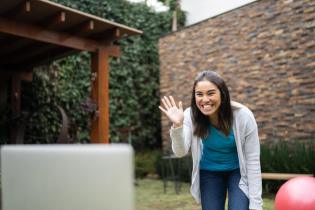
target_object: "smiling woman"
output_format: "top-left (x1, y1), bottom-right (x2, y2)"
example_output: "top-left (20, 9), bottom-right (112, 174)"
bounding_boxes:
top-left (191, 71), bottom-right (232, 138)
top-left (159, 70), bottom-right (263, 210)
top-left (194, 81), bottom-right (221, 124)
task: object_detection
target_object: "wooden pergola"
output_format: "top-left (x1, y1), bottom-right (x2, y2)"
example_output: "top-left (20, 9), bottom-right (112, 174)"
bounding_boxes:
top-left (0, 0), bottom-right (142, 143)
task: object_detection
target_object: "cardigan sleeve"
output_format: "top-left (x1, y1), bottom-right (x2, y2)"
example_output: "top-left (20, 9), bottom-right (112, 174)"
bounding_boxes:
top-left (244, 110), bottom-right (263, 210)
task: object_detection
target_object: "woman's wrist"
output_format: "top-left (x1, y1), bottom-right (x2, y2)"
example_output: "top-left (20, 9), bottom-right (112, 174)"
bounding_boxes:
top-left (172, 123), bottom-right (183, 128)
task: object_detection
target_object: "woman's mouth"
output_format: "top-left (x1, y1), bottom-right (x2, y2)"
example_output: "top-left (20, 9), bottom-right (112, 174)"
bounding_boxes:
top-left (201, 104), bottom-right (214, 111)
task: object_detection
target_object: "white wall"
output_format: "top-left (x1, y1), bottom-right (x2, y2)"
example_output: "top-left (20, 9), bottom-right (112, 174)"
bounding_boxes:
top-left (181, 0), bottom-right (257, 26)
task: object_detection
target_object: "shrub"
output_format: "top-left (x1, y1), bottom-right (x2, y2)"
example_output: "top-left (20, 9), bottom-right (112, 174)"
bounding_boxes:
top-left (261, 141), bottom-right (315, 193)
top-left (155, 152), bottom-right (192, 183)
top-left (135, 149), bottom-right (163, 178)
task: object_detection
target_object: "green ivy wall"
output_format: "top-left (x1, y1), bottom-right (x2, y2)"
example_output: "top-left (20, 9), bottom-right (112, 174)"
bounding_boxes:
top-left (27, 0), bottom-right (185, 149)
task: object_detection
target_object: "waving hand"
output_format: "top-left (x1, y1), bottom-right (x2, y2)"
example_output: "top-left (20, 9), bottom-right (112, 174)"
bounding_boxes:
top-left (159, 96), bottom-right (184, 128)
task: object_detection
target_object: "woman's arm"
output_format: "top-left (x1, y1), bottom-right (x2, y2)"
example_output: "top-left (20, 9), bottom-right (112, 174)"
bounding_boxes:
top-left (170, 108), bottom-right (193, 157)
top-left (244, 111), bottom-right (263, 210)
top-left (159, 96), bottom-right (192, 157)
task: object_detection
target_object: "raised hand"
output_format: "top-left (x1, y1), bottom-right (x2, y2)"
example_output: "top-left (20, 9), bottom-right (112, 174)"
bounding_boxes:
top-left (159, 96), bottom-right (184, 128)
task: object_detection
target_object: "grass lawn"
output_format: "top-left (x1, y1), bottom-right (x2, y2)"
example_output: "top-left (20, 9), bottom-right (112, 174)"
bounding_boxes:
top-left (136, 179), bottom-right (274, 210)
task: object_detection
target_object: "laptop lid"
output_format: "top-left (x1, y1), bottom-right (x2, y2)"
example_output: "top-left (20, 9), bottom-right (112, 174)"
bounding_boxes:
top-left (1, 144), bottom-right (134, 210)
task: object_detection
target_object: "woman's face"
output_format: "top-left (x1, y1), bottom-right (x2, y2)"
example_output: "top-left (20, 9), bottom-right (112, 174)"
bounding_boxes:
top-left (195, 80), bottom-right (221, 118)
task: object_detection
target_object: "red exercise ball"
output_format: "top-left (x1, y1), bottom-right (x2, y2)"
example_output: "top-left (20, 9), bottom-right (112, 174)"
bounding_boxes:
top-left (275, 176), bottom-right (315, 210)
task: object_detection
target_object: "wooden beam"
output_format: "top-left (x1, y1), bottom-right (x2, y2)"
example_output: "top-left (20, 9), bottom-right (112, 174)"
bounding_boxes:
top-left (0, 38), bottom-right (31, 56)
top-left (262, 173), bottom-right (313, 180)
top-left (8, 71), bottom-right (33, 144)
top-left (87, 20), bottom-right (94, 31)
top-left (101, 45), bottom-right (120, 57)
top-left (25, 1), bottom-right (31, 12)
top-left (60, 11), bottom-right (66, 22)
top-left (66, 20), bottom-right (95, 37)
top-left (10, 74), bottom-right (21, 144)
top-left (0, 43), bottom-right (58, 64)
top-left (35, 0), bottom-right (142, 35)
top-left (90, 49), bottom-right (109, 143)
top-left (1, 44), bottom-right (120, 69)
top-left (0, 42), bottom-right (49, 60)
top-left (93, 28), bottom-right (122, 44)
top-left (11, 75), bottom-right (21, 115)
top-left (16, 48), bottom-right (77, 69)
top-left (0, 17), bottom-right (119, 56)
top-left (44, 11), bottom-right (66, 29)
top-left (115, 28), bottom-right (121, 38)
top-left (4, 1), bottom-right (31, 17)
top-left (18, 71), bottom-right (33, 82)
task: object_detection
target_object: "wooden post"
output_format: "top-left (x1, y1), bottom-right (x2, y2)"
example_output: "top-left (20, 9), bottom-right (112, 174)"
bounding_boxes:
top-left (90, 49), bottom-right (109, 143)
top-left (10, 75), bottom-right (21, 144)
top-left (9, 71), bottom-right (32, 144)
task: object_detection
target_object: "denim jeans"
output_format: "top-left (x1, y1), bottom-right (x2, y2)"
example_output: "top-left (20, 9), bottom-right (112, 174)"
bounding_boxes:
top-left (200, 168), bottom-right (249, 210)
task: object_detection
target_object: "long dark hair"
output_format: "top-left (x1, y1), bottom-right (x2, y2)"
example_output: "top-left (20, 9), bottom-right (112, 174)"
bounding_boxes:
top-left (191, 70), bottom-right (233, 138)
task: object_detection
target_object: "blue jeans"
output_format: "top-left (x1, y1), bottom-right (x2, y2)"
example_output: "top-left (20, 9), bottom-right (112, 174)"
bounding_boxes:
top-left (200, 168), bottom-right (249, 210)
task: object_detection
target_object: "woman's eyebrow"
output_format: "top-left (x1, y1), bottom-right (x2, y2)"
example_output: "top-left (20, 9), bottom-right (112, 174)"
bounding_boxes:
top-left (195, 89), bottom-right (216, 93)
top-left (207, 89), bottom-right (216, 93)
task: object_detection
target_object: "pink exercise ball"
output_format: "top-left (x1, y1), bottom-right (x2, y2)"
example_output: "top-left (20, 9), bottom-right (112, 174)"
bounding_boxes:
top-left (275, 176), bottom-right (315, 210)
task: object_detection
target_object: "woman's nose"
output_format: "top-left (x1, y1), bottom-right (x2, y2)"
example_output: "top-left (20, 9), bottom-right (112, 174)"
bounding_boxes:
top-left (202, 96), bottom-right (210, 101)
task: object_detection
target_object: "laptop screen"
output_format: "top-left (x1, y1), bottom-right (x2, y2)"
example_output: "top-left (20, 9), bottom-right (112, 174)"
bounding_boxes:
top-left (1, 144), bottom-right (134, 210)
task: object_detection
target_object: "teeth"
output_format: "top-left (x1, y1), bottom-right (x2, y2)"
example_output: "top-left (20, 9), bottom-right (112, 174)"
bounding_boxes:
top-left (203, 104), bottom-right (213, 110)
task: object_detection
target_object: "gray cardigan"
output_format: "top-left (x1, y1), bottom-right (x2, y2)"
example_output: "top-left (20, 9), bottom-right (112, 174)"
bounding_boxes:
top-left (170, 101), bottom-right (263, 210)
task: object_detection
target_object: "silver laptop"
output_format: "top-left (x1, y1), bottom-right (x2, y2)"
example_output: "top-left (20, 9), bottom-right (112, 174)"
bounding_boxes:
top-left (1, 144), bottom-right (134, 210)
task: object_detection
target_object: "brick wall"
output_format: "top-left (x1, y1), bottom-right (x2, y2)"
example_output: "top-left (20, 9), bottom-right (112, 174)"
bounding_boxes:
top-left (159, 0), bottom-right (315, 149)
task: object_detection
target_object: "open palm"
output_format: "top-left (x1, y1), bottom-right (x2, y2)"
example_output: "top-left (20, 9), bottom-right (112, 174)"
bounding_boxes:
top-left (159, 96), bottom-right (184, 127)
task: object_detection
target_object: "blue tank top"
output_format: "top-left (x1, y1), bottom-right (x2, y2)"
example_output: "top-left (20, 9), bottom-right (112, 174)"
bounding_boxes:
top-left (200, 125), bottom-right (239, 171)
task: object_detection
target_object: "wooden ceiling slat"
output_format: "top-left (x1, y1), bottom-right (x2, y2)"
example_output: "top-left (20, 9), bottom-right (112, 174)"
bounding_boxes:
top-left (0, 38), bottom-right (34, 56)
top-left (38, 0), bottom-right (142, 35)
top-left (0, 17), bottom-right (114, 53)
top-left (60, 11), bottom-right (66, 22)
top-left (91, 28), bottom-right (122, 44)
top-left (0, 48), bottom-right (75, 71)
top-left (19, 48), bottom-right (77, 69)
top-left (44, 11), bottom-right (66, 29)
top-left (65, 20), bottom-right (95, 37)
top-left (3, 0), bottom-right (31, 18)
top-left (1, 44), bottom-right (120, 70)
top-left (0, 0), bottom-right (141, 69)
top-left (28, 45), bottom-right (121, 67)
top-left (116, 28), bottom-right (121, 38)
top-left (0, 43), bottom-right (58, 64)
top-left (25, 1), bottom-right (31, 12)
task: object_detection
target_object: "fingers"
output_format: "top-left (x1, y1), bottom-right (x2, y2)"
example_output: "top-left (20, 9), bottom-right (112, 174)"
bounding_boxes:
top-left (160, 96), bottom-right (180, 111)
top-left (163, 96), bottom-right (172, 108)
top-left (161, 97), bottom-right (170, 110)
top-left (178, 101), bottom-right (183, 111)
top-left (158, 106), bottom-right (167, 114)
top-left (169, 96), bottom-right (177, 107)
